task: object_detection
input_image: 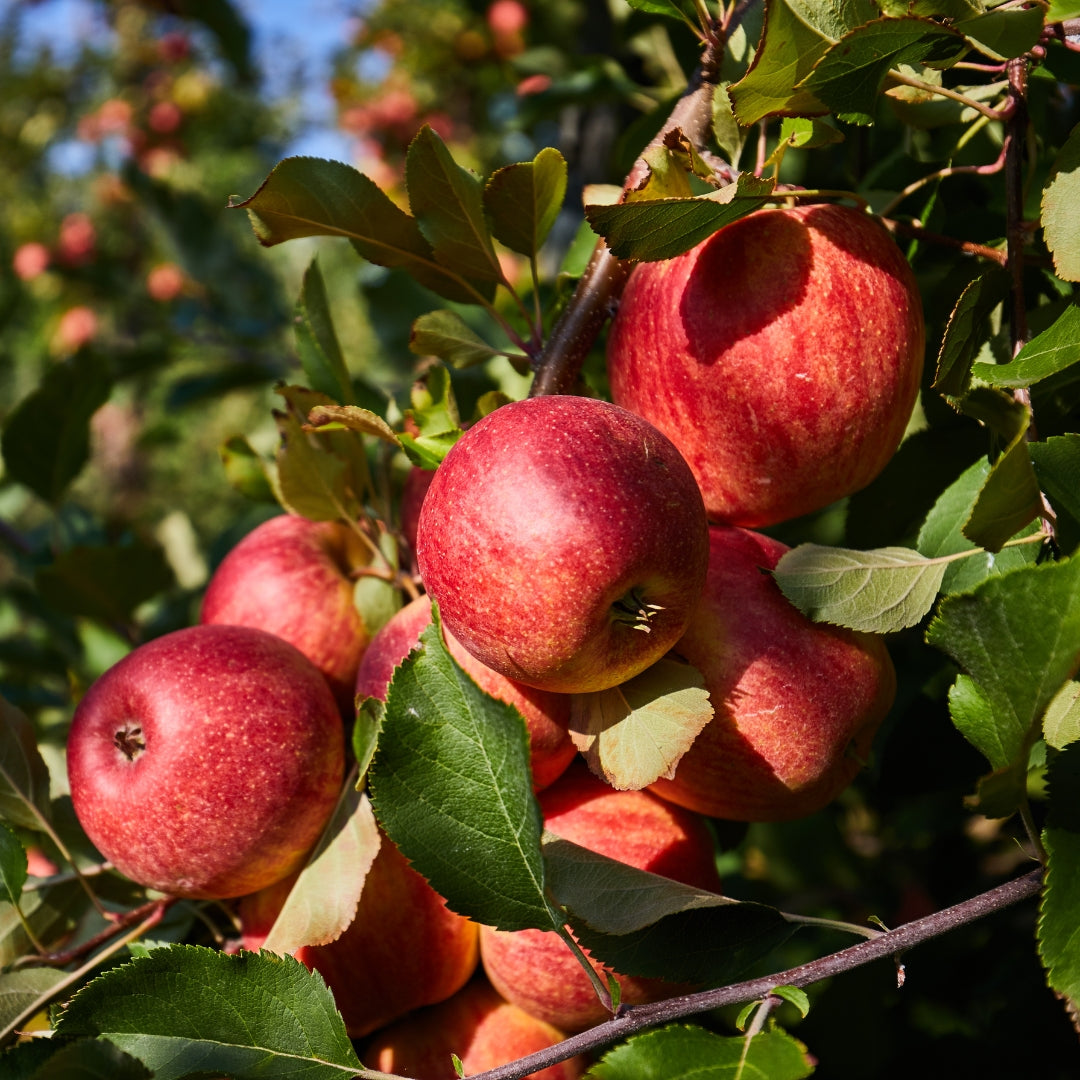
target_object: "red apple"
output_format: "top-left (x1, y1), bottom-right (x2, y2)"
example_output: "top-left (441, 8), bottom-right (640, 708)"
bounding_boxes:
top-left (201, 514), bottom-right (372, 711)
top-left (479, 762), bottom-right (721, 1032)
top-left (364, 977), bottom-right (587, 1080)
top-left (240, 830), bottom-right (479, 1038)
top-left (607, 202), bottom-right (925, 527)
top-left (67, 625), bottom-right (344, 899)
top-left (399, 464), bottom-right (434, 559)
top-left (648, 526), bottom-right (896, 822)
top-left (415, 395), bottom-right (709, 694)
top-left (355, 593), bottom-right (576, 791)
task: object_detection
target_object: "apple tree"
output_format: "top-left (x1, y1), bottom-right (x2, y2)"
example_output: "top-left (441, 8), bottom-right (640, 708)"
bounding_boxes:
top-left (2, 0), bottom-right (1080, 1077)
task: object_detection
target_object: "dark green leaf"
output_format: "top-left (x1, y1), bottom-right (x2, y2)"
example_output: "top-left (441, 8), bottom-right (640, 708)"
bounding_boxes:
top-left (1031, 435), bottom-right (1080, 554)
top-left (54, 946), bottom-right (362, 1080)
top-left (219, 436), bottom-right (277, 503)
top-left (624, 0), bottom-right (699, 21)
top-left (0, 1035), bottom-right (152, 1080)
top-left (0, 880), bottom-right (85, 970)
top-left (588, 1023), bottom-right (814, 1079)
top-left (1, 352), bottom-right (111, 504)
top-left (410, 310), bottom-right (502, 369)
top-left (933, 268), bottom-right (1012, 397)
top-left (957, 3), bottom-right (1046, 61)
top-left (484, 147), bottom-right (568, 257)
top-left (368, 613), bottom-right (557, 932)
top-left (584, 174), bottom-right (775, 261)
top-left (295, 259), bottom-right (353, 405)
top-left (926, 556), bottom-right (1080, 769)
top-left (0, 968), bottom-right (69, 1052)
top-left (273, 405), bottom-right (359, 522)
top-left (961, 436), bottom-right (1042, 554)
top-left (973, 304), bottom-right (1080, 388)
top-left (0, 697), bottom-right (52, 832)
top-left (0, 822), bottom-right (27, 908)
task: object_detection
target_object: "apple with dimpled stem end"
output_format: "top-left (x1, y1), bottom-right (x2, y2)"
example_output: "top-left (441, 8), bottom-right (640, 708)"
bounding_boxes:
top-left (415, 395), bottom-right (710, 695)
top-left (201, 513), bottom-right (372, 711)
top-left (607, 202), bottom-right (925, 527)
top-left (355, 593), bottom-right (576, 791)
top-left (67, 624), bottom-right (344, 899)
top-left (479, 761), bottom-right (721, 1033)
top-left (648, 526), bottom-right (896, 822)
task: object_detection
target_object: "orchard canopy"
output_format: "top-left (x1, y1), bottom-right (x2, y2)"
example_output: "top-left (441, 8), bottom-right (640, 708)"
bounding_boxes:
top-left (2, 1), bottom-right (1080, 1078)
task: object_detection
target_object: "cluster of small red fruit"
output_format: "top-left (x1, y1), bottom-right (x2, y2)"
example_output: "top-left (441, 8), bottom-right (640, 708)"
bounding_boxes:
top-left (66, 203), bottom-right (924, 1078)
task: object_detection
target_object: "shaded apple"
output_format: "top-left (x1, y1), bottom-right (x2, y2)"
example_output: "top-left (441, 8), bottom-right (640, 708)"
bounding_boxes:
top-left (201, 513), bottom-right (372, 711)
top-left (364, 976), bottom-right (586, 1080)
top-left (67, 625), bottom-right (344, 899)
top-left (240, 829), bottom-right (478, 1038)
top-left (415, 395), bottom-right (709, 694)
top-left (479, 761), bottom-right (721, 1032)
top-left (648, 526), bottom-right (896, 822)
top-left (607, 202), bottom-right (925, 527)
top-left (355, 593), bottom-right (576, 791)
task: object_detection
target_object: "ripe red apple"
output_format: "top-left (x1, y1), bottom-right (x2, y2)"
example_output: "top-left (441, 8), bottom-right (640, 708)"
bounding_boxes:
top-left (648, 526), bottom-right (896, 822)
top-left (607, 202), bottom-right (925, 527)
top-left (399, 464), bottom-right (434, 560)
top-left (364, 977), bottom-right (586, 1080)
top-left (415, 395), bottom-right (709, 694)
top-left (240, 830), bottom-right (479, 1038)
top-left (356, 594), bottom-right (576, 791)
top-left (201, 514), bottom-right (372, 711)
top-left (67, 625), bottom-right (344, 899)
top-left (479, 762), bottom-right (721, 1032)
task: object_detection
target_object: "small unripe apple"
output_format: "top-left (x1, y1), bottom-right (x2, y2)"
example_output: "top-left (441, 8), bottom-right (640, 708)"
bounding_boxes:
top-left (648, 526), bottom-right (896, 822)
top-left (607, 203), bottom-right (925, 527)
top-left (240, 831), bottom-right (478, 1037)
top-left (479, 762), bottom-right (721, 1032)
top-left (67, 625), bottom-right (344, 899)
top-left (416, 395), bottom-right (709, 694)
top-left (201, 514), bottom-right (372, 711)
top-left (355, 593), bottom-right (576, 791)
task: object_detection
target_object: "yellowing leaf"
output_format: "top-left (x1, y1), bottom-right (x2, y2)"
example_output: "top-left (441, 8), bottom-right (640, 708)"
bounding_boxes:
top-left (569, 658), bottom-right (712, 791)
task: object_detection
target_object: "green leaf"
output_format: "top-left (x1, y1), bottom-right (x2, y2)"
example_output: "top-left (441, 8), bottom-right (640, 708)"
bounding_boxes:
top-left (1047, 0), bottom-right (1080, 20)
top-left (368, 611), bottom-right (557, 932)
top-left (961, 440), bottom-right (1042, 555)
top-left (399, 366), bottom-right (466, 469)
top-left (0, 351), bottom-right (112, 504)
top-left (54, 946), bottom-right (362, 1080)
top-left (926, 556), bottom-right (1080, 769)
top-left (35, 540), bottom-right (175, 626)
top-left (624, 0), bottom-right (700, 21)
top-left (588, 1023), bottom-right (814, 1080)
top-left (353, 529), bottom-right (402, 640)
top-left (800, 18), bottom-right (969, 126)
top-left (972, 304), bottom-right (1080, 388)
top-left (304, 404), bottom-right (399, 445)
top-left (352, 699), bottom-right (384, 782)
top-left (0, 822), bottom-right (27, 908)
top-left (568, 658), bottom-right (713, 791)
top-left (957, 3), bottom-right (1046, 61)
top-left (409, 309), bottom-right (502, 369)
top-left (584, 174), bottom-right (775, 262)
top-left (1044, 681), bottom-right (1080, 751)
top-left (628, 130), bottom-right (719, 202)
top-left (219, 435), bottom-right (277, 503)
top-left (932, 268), bottom-right (1011, 397)
top-left (765, 117), bottom-right (844, 168)
top-left (1038, 742), bottom-right (1080, 1012)
top-left (295, 259), bottom-right (353, 405)
top-left (0, 968), bottom-right (69, 1050)
top-left (544, 839), bottom-right (794, 985)
top-left (231, 156), bottom-right (479, 303)
top-left (405, 126), bottom-right (501, 295)
top-left (712, 83), bottom-right (750, 168)
top-left (262, 790), bottom-right (381, 956)
top-left (0, 1034), bottom-right (152, 1080)
top-left (772, 985), bottom-right (811, 1017)
top-left (0, 697), bottom-right (53, 831)
top-left (1031, 435), bottom-right (1080, 553)
top-left (484, 147), bottom-right (568, 258)
top-left (917, 458), bottom-right (1042, 594)
top-left (773, 544), bottom-right (949, 633)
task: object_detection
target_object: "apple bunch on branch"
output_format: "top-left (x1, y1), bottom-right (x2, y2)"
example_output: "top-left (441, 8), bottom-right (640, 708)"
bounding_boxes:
top-left (3, 0), bottom-right (1080, 1077)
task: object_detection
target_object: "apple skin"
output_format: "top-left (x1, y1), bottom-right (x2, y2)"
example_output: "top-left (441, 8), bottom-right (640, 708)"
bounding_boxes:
top-left (648, 526), bottom-right (896, 822)
top-left (399, 465), bottom-right (434, 559)
top-left (607, 203), bottom-right (925, 527)
top-left (355, 593), bottom-right (577, 791)
top-left (67, 625), bottom-right (344, 899)
top-left (479, 762), bottom-right (721, 1033)
top-left (239, 830), bottom-right (479, 1038)
top-left (364, 977), bottom-right (586, 1080)
top-left (415, 395), bottom-right (710, 695)
top-left (201, 514), bottom-right (372, 711)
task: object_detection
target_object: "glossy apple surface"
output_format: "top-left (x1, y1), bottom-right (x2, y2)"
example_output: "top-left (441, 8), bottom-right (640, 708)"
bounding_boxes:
top-left (201, 513), bottom-right (371, 710)
top-left (649, 526), bottom-right (896, 822)
top-left (355, 593), bottom-right (576, 791)
top-left (415, 395), bottom-right (709, 694)
top-left (240, 830), bottom-right (478, 1038)
top-left (607, 203), bottom-right (925, 527)
top-left (479, 762), bottom-right (721, 1032)
top-left (364, 977), bottom-right (586, 1080)
top-left (67, 625), bottom-right (344, 899)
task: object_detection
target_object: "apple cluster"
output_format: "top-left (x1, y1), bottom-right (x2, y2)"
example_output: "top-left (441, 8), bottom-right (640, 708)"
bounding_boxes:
top-left (65, 202), bottom-right (922, 1073)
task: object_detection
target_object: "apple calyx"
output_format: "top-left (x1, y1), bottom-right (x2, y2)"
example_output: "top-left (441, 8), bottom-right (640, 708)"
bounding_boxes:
top-left (610, 588), bottom-right (665, 634)
top-left (114, 723), bottom-right (146, 761)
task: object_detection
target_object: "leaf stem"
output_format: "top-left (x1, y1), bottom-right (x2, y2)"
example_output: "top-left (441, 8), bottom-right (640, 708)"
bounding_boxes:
top-left (554, 921), bottom-right (615, 1015)
top-left (885, 70), bottom-right (1007, 121)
